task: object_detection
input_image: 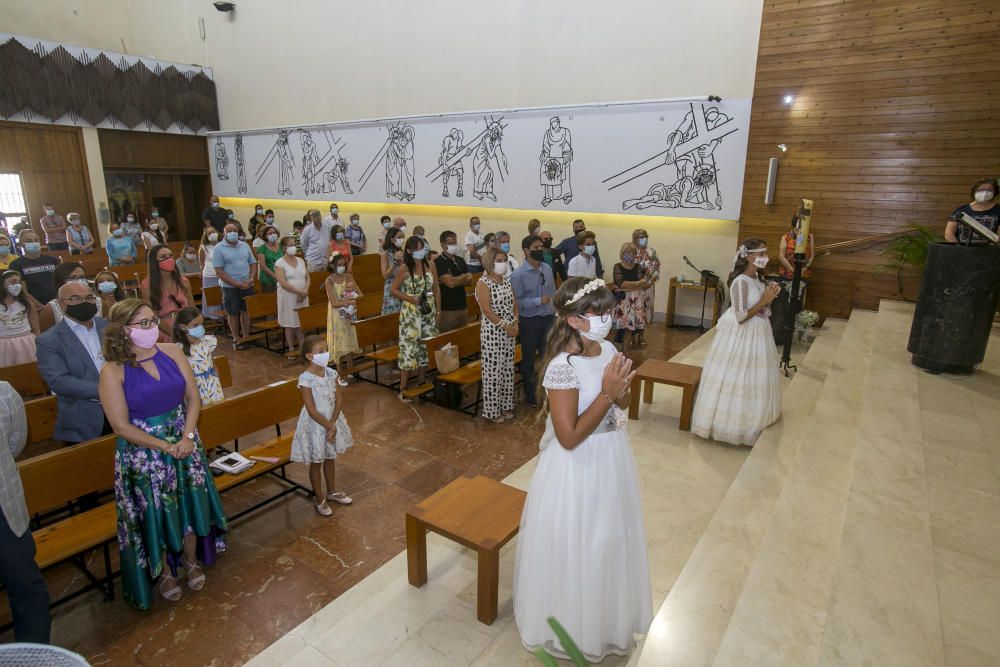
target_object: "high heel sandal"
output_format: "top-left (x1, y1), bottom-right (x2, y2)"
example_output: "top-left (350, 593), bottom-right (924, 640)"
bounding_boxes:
top-left (159, 573), bottom-right (183, 602)
top-left (184, 558), bottom-right (206, 591)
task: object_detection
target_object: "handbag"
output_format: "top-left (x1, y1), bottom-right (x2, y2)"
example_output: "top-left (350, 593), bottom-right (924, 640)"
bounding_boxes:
top-left (434, 343), bottom-right (460, 374)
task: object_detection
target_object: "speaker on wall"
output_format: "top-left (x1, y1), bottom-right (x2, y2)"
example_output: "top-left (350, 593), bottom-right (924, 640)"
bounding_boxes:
top-left (764, 157), bottom-right (779, 205)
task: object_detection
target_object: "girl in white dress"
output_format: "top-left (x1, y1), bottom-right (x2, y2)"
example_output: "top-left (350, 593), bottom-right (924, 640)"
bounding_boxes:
top-left (291, 335), bottom-right (354, 516)
top-left (691, 238), bottom-right (782, 446)
top-left (513, 277), bottom-right (653, 663)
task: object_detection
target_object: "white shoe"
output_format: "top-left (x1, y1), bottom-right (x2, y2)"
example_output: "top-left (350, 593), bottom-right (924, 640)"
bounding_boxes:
top-left (314, 500), bottom-right (333, 516)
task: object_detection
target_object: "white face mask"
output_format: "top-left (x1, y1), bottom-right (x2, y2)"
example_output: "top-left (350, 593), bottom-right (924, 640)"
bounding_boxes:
top-left (185, 253), bottom-right (197, 261)
top-left (256, 208), bottom-right (263, 215)
top-left (267, 234), bottom-right (278, 243)
top-left (6, 283), bottom-right (22, 297)
top-left (974, 190), bottom-right (995, 203)
top-left (446, 244), bottom-right (459, 255)
top-left (149, 223), bottom-right (158, 230)
top-left (284, 245), bottom-right (298, 256)
top-left (753, 256), bottom-right (770, 269)
top-left (580, 314), bottom-right (612, 341)
top-left (336, 266), bottom-right (346, 274)
top-left (208, 233), bottom-right (219, 243)
top-left (310, 351), bottom-right (331, 368)
top-left (393, 237), bottom-right (404, 248)
top-left (494, 262), bottom-right (508, 275)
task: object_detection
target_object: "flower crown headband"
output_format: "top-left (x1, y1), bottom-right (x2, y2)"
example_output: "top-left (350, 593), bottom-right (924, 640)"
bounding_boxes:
top-left (566, 278), bottom-right (606, 305)
top-left (732, 244), bottom-right (767, 268)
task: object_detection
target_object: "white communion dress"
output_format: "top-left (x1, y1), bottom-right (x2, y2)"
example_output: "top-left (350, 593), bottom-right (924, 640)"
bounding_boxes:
top-left (513, 340), bottom-right (653, 662)
top-left (691, 273), bottom-right (782, 446)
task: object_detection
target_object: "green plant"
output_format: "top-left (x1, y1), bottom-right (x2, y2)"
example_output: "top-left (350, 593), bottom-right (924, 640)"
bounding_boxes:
top-left (874, 223), bottom-right (937, 300)
top-left (533, 617), bottom-right (589, 666)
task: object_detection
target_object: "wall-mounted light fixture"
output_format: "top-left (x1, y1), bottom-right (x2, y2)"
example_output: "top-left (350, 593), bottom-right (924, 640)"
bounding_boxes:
top-left (777, 143), bottom-right (788, 152)
top-left (783, 95), bottom-right (794, 105)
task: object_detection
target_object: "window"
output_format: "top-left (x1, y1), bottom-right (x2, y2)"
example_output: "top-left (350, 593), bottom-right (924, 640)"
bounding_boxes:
top-left (0, 172), bottom-right (28, 233)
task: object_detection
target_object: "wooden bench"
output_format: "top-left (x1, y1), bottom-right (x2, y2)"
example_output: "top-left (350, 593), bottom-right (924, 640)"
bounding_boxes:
top-left (78, 255), bottom-right (111, 278)
top-left (0, 361), bottom-right (48, 398)
top-left (243, 291), bottom-right (282, 349)
top-left (25, 356), bottom-right (234, 445)
top-left (15, 378), bottom-right (308, 615)
top-left (406, 474), bottom-right (526, 625)
top-left (627, 359), bottom-right (703, 430)
top-left (358, 312), bottom-right (401, 385)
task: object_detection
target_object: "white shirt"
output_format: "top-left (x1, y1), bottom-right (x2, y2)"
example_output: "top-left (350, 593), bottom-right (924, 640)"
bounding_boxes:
top-left (300, 220), bottom-right (333, 267)
top-left (64, 316), bottom-right (105, 371)
top-left (48, 296), bottom-right (102, 326)
top-left (322, 215), bottom-right (342, 228)
top-left (507, 257), bottom-right (519, 273)
top-left (464, 230), bottom-right (485, 268)
top-left (567, 253), bottom-right (597, 279)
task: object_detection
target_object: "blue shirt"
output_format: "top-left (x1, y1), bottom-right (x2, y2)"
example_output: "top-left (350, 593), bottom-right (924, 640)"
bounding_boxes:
top-left (510, 260), bottom-right (555, 318)
top-left (105, 235), bottom-right (137, 266)
top-left (555, 235), bottom-right (603, 278)
top-left (212, 241), bottom-right (257, 284)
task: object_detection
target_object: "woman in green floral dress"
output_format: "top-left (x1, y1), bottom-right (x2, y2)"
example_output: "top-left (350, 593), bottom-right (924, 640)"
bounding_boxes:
top-left (98, 298), bottom-right (227, 609)
top-left (390, 236), bottom-right (441, 402)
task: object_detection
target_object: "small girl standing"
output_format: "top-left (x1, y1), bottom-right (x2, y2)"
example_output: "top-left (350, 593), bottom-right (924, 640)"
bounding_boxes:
top-left (0, 271), bottom-right (40, 368)
top-left (292, 335), bottom-right (354, 516)
top-left (691, 238), bottom-right (782, 446)
top-left (173, 307), bottom-right (225, 406)
top-left (325, 252), bottom-right (362, 386)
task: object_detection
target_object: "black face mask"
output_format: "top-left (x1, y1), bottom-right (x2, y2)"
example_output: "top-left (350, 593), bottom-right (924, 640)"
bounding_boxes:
top-left (529, 250), bottom-right (545, 262)
top-left (66, 301), bottom-right (98, 323)
top-left (542, 238), bottom-right (553, 248)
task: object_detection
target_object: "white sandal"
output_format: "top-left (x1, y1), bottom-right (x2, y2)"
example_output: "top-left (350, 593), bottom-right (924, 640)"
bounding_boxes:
top-left (327, 491), bottom-right (353, 505)
top-left (159, 573), bottom-right (182, 602)
top-left (314, 500), bottom-right (333, 516)
top-left (184, 558), bottom-right (206, 591)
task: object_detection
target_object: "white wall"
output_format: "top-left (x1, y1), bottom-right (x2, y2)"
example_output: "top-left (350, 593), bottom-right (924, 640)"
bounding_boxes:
top-left (3, 0), bottom-right (764, 318)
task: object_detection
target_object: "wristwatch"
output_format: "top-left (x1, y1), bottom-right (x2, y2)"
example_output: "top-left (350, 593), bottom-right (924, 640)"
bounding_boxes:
top-left (185, 432), bottom-right (196, 441)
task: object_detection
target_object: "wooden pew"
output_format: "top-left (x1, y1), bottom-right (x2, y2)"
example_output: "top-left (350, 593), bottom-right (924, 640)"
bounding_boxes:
top-left (354, 269), bottom-right (384, 296)
top-left (243, 291), bottom-right (281, 349)
top-left (308, 271), bottom-right (328, 304)
top-left (0, 361), bottom-right (48, 397)
top-left (25, 355), bottom-right (235, 445)
top-left (78, 255), bottom-right (110, 277)
top-left (359, 312), bottom-right (402, 385)
top-left (18, 378), bottom-right (308, 611)
top-left (352, 252), bottom-right (381, 276)
top-left (356, 291), bottom-right (383, 320)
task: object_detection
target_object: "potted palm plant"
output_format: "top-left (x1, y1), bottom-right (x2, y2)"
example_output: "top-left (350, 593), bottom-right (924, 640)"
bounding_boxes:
top-left (874, 223), bottom-right (938, 301)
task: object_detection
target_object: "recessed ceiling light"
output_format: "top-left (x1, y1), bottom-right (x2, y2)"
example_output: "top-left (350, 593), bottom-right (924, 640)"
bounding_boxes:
top-left (783, 95), bottom-right (794, 105)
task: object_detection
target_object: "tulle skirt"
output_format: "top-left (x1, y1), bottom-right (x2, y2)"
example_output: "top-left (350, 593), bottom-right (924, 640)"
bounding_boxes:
top-left (513, 429), bottom-right (652, 662)
top-left (0, 333), bottom-right (37, 368)
top-left (691, 311), bottom-right (781, 446)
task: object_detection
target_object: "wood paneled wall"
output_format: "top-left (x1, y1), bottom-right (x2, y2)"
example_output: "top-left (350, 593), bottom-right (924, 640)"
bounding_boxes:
top-left (739, 0), bottom-right (1000, 318)
top-left (98, 130), bottom-right (209, 173)
top-left (0, 121), bottom-right (95, 238)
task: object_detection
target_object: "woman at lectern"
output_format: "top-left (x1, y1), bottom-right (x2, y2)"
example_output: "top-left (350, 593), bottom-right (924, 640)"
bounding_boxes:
top-left (945, 177), bottom-right (1000, 244)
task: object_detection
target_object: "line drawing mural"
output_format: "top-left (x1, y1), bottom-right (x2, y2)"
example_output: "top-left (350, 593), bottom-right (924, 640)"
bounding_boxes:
top-left (473, 120), bottom-right (508, 201)
top-left (610, 103), bottom-right (737, 211)
top-left (438, 128), bottom-right (465, 197)
top-left (254, 129), bottom-right (297, 195)
top-left (539, 117), bottom-right (573, 207)
top-left (300, 130), bottom-right (322, 195)
top-left (235, 134), bottom-right (247, 194)
top-left (314, 130), bottom-right (354, 195)
top-left (359, 123), bottom-right (416, 201)
top-left (214, 138), bottom-right (229, 181)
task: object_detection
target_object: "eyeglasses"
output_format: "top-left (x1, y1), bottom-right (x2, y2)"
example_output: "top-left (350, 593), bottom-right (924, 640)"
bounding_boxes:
top-left (126, 316), bottom-right (161, 330)
top-left (61, 294), bottom-right (97, 305)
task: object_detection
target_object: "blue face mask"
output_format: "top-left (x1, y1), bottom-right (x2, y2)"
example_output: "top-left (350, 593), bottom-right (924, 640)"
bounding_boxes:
top-left (226, 231), bottom-right (239, 243)
top-left (582, 245), bottom-right (596, 256)
top-left (0, 245), bottom-right (9, 255)
top-left (227, 213), bottom-right (235, 220)
top-left (25, 242), bottom-right (41, 254)
top-left (113, 228), bottom-right (125, 237)
top-left (623, 255), bottom-right (635, 264)
top-left (335, 232), bottom-right (345, 241)
top-left (97, 281), bottom-right (118, 294)
top-left (411, 249), bottom-right (428, 260)
top-left (186, 324), bottom-right (206, 339)
top-left (500, 242), bottom-right (510, 253)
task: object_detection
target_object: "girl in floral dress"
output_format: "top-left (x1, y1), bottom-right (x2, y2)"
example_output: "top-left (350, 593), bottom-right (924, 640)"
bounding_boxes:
top-left (291, 335), bottom-right (354, 517)
top-left (325, 252), bottom-right (362, 386)
top-left (98, 299), bottom-right (227, 608)
top-left (632, 229), bottom-right (661, 346)
top-left (612, 243), bottom-right (650, 355)
top-left (390, 236), bottom-right (441, 402)
top-left (380, 228), bottom-right (405, 315)
top-left (173, 307), bottom-right (225, 406)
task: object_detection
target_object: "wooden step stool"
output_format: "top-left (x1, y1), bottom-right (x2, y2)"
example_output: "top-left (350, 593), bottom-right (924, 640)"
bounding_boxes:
top-left (628, 359), bottom-right (703, 430)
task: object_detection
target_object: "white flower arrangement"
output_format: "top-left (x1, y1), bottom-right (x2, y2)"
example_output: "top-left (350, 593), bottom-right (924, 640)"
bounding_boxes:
top-left (567, 278), bottom-right (606, 305)
top-left (794, 309), bottom-right (820, 342)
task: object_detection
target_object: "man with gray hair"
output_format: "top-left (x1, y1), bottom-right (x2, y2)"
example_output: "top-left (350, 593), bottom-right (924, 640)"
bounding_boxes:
top-left (0, 380), bottom-right (50, 642)
top-left (300, 209), bottom-right (333, 272)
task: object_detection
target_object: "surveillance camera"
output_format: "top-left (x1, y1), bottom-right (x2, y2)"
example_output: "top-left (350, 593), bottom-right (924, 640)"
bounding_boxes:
top-left (213, 2), bottom-right (235, 12)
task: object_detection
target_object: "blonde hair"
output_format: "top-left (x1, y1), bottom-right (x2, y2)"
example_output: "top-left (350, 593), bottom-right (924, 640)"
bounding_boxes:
top-left (103, 298), bottom-right (153, 366)
top-left (482, 247), bottom-right (508, 276)
top-left (619, 242), bottom-right (638, 260)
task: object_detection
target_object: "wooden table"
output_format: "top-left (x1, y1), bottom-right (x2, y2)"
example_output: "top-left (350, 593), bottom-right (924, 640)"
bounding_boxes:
top-left (405, 474), bottom-right (526, 625)
top-left (666, 278), bottom-right (722, 328)
top-left (628, 359), bottom-right (703, 430)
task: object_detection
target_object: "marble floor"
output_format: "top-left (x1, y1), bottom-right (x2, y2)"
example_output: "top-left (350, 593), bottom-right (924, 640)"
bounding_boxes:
top-left (1, 323), bottom-right (700, 665)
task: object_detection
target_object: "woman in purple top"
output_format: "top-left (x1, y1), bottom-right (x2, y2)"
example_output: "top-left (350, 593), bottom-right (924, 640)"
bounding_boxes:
top-left (98, 298), bottom-right (227, 609)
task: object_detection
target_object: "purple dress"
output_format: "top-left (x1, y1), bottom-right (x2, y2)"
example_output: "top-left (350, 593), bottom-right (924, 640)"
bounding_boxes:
top-left (114, 348), bottom-right (228, 609)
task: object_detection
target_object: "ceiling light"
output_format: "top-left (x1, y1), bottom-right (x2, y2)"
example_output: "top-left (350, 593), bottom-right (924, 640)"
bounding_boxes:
top-left (783, 95), bottom-right (794, 105)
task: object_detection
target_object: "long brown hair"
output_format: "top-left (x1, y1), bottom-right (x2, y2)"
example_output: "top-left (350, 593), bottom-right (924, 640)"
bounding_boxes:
top-left (535, 277), bottom-right (617, 416)
top-left (146, 244), bottom-right (183, 315)
top-left (727, 238), bottom-right (767, 287)
top-left (103, 298), bottom-right (152, 366)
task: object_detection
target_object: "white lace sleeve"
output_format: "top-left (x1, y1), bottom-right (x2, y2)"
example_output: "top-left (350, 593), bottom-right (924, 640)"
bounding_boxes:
top-left (730, 277), bottom-right (750, 321)
top-left (543, 361), bottom-right (579, 390)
